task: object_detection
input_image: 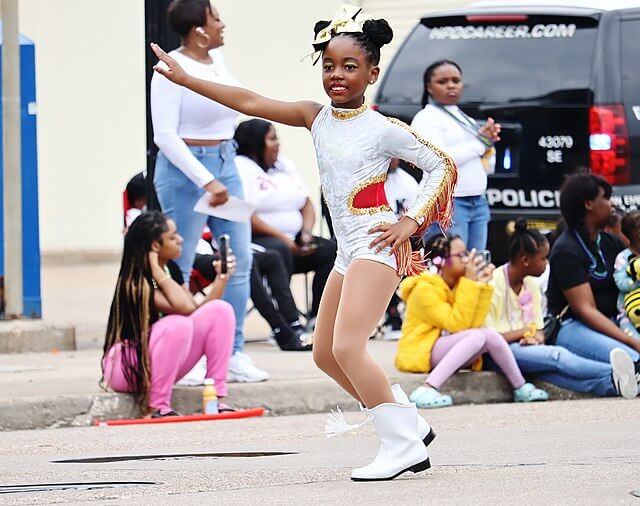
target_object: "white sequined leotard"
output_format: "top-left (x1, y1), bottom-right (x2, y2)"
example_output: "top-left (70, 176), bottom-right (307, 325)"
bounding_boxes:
top-left (311, 104), bottom-right (457, 276)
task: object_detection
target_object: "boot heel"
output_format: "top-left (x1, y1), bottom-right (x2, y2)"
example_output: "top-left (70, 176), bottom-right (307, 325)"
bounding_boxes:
top-left (423, 428), bottom-right (436, 447)
top-left (410, 457), bottom-right (431, 473)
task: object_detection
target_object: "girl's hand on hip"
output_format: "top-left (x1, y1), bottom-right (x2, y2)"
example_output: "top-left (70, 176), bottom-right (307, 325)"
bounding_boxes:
top-left (204, 180), bottom-right (229, 206)
top-left (151, 43), bottom-right (189, 86)
top-left (368, 217), bottom-right (418, 256)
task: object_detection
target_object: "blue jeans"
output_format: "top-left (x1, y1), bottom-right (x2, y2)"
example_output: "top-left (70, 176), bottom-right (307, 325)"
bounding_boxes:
top-left (509, 343), bottom-right (616, 396)
top-left (555, 318), bottom-right (640, 364)
top-left (448, 195), bottom-right (490, 251)
top-left (154, 142), bottom-right (252, 354)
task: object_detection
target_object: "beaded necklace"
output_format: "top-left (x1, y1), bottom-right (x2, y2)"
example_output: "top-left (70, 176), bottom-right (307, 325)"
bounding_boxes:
top-left (503, 264), bottom-right (534, 331)
top-left (573, 229), bottom-right (608, 280)
top-left (503, 265), bottom-right (517, 331)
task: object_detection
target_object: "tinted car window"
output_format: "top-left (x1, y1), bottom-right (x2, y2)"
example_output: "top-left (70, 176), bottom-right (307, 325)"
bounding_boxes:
top-left (379, 15), bottom-right (598, 106)
top-left (621, 19), bottom-right (640, 102)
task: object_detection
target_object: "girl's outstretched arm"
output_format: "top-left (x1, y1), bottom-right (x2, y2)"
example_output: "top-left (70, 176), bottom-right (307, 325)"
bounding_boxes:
top-left (151, 43), bottom-right (322, 129)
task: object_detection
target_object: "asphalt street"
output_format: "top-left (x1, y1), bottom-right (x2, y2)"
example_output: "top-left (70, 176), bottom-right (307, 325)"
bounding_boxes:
top-left (1, 398), bottom-right (639, 505)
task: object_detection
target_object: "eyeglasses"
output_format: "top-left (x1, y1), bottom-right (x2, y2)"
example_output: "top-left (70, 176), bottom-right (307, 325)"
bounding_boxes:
top-left (449, 251), bottom-right (470, 259)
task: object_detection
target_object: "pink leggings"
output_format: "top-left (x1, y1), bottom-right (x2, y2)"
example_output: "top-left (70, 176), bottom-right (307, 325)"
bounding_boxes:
top-left (427, 328), bottom-right (526, 390)
top-left (103, 300), bottom-right (235, 413)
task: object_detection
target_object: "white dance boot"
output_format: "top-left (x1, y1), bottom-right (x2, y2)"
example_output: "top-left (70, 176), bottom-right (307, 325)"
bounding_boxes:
top-left (391, 384), bottom-right (435, 446)
top-left (351, 402), bottom-right (430, 481)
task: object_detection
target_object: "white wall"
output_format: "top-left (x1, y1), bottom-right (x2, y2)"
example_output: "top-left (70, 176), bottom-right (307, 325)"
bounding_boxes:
top-left (5, 0), bottom-right (469, 254)
top-left (15, 0), bottom-right (147, 253)
top-left (211, 0), bottom-right (347, 236)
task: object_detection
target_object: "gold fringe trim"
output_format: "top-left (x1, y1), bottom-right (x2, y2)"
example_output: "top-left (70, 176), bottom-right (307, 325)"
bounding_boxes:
top-left (347, 174), bottom-right (392, 216)
top-left (386, 117), bottom-right (458, 230)
top-left (394, 239), bottom-right (427, 277)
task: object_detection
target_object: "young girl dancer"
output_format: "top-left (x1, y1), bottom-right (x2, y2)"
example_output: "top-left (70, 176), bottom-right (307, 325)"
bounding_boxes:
top-left (152, 4), bottom-right (456, 481)
top-left (397, 234), bottom-right (549, 408)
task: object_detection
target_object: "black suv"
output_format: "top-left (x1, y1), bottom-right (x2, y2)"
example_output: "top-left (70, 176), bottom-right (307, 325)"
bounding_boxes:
top-left (374, 2), bottom-right (640, 263)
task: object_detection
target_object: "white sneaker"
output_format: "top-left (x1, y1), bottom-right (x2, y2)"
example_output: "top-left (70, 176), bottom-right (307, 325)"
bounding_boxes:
top-left (610, 348), bottom-right (637, 399)
top-left (176, 356), bottom-right (207, 386)
top-left (227, 352), bottom-right (269, 383)
top-left (382, 326), bottom-right (402, 341)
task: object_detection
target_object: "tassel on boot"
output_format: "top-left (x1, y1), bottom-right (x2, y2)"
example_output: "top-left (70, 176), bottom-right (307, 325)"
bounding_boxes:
top-left (324, 406), bottom-right (372, 438)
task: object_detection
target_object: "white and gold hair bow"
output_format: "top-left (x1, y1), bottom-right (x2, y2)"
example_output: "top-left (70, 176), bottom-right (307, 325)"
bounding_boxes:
top-left (311, 4), bottom-right (370, 63)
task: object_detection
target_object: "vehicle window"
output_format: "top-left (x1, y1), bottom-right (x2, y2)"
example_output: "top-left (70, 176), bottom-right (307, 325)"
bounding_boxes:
top-left (621, 19), bottom-right (640, 103)
top-left (379, 15), bottom-right (598, 105)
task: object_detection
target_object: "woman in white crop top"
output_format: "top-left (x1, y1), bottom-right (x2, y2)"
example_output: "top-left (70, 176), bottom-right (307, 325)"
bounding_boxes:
top-left (152, 4), bottom-right (456, 482)
top-left (411, 59), bottom-right (501, 251)
top-left (150, 0), bottom-right (267, 383)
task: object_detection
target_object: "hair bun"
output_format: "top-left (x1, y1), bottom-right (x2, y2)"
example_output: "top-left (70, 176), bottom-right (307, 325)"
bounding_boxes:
top-left (362, 19), bottom-right (393, 48)
top-left (514, 218), bottom-right (529, 234)
top-left (313, 20), bottom-right (331, 37)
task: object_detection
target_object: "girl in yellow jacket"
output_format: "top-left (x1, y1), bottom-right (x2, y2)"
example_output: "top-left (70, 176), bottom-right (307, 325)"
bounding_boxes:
top-left (396, 234), bottom-right (549, 408)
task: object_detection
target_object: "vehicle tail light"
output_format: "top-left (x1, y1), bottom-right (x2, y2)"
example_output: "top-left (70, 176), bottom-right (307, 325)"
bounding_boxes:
top-left (589, 104), bottom-right (630, 185)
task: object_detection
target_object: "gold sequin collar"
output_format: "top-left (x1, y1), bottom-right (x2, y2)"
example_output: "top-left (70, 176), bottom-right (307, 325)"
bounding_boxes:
top-left (330, 103), bottom-right (369, 120)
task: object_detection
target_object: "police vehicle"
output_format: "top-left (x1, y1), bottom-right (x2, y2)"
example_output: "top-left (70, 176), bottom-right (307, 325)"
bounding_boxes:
top-left (374, 0), bottom-right (640, 262)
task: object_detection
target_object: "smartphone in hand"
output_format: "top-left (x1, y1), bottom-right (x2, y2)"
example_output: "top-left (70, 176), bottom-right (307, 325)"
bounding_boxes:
top-left (219, 234), bottom-right (229, 274)
top-left (477, 249), bottom-right (491, 265)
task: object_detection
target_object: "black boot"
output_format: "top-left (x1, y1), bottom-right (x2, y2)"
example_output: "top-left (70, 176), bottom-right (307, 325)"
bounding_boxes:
top-left (271, 326), bottom-right (312, 351)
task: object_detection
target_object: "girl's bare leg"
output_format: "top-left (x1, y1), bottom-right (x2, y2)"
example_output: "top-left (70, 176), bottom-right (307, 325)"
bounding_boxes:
top-left (332, 259), bottom-right (399, 408)
top-left (312, 269), bottom-right (363, 403)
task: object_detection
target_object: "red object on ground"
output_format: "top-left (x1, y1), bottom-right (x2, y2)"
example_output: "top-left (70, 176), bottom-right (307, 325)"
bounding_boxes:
top-left (94, 407), bottom-right (265, 427)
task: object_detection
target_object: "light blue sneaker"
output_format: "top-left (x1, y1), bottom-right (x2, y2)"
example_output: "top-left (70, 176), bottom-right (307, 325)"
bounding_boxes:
top-left (513, 382), bottom-right (549, 402)
top-left (409, 385), bottom-right (453, 409)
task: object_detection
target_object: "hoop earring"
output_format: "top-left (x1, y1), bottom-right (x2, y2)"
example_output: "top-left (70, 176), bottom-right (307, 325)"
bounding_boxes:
top-left (196, 31), bottom-right (211, 49)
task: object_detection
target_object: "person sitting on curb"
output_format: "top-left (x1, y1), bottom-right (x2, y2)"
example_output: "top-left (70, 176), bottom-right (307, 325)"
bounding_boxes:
top-left (546, 174), bottom-right (640, 380)
top-left (396, 234), bottom-right (549, 408)
top-left (123, 172), bottom-right (147, 230)
top-left (191, 238), bottom-right (313, 351)
top-left (101, 211), bottom-right (236, 418)
top-left (486, 219), bottom-right (637, 399)
top-left (614, 210), bottom-right (640, 342)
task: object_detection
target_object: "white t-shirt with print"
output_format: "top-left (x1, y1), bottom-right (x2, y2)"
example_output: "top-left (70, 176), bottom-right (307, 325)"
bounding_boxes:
top-left (236, 155), bottom-right (309, 238)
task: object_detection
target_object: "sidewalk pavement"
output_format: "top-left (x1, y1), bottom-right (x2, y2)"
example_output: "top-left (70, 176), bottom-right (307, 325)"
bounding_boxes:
top-left (0, 340), bottom-right (591, 431)
top-left (0, 260), bottom-right (590, 431)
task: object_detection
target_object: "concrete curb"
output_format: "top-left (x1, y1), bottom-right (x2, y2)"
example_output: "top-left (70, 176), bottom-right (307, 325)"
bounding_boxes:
top-left (0, 371), bottom-right (588, 431)
top-left (0, 321), bottom-right (75, 353)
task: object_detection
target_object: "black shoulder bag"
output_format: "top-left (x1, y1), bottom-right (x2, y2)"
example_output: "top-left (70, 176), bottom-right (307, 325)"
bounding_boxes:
top-left (543, 305), bottom-right (569, 345)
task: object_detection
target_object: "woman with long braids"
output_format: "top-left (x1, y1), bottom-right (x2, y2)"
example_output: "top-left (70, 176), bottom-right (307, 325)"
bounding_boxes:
top-left (547, 174), bottom-right (640, 380)
top-left (152, 4), bottom-right (455, 480)
top-left (101, 211), bottom-right (235, 417)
